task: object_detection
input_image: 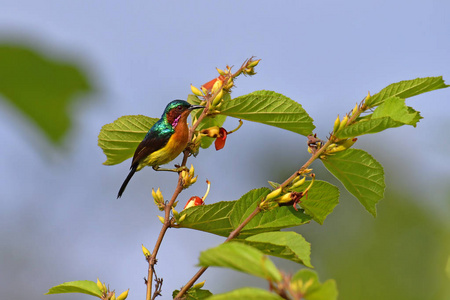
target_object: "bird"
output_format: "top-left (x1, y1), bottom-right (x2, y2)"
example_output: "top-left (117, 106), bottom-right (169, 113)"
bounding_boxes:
top-left (117, 100), bottom-right (204, 198)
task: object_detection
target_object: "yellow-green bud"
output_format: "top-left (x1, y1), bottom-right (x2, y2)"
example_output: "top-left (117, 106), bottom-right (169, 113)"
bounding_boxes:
top-left (247, 59), bottom-right (261, 68)
top-left (278, 192), bottom-right (293, 203)
top-left (201, 86), bottom-right (208, 95)
top-left (192, 280), bottom-right (206, 289)
top-left (216, 68), bottom-right (226, 75)
top-left (333, 115), bottom-right (340, 133)
top-left (172, 207), bottom-right (179, 218)
top-left (352, 103), bottom-right (358, 116)
top-left (225, 79), bottom-right (234, 90)
top-left (327, 138), bottom-right (358, 153)
top-left (142, 244), bottom-right (151, 258)
top-left (178, 214), bottom-right (186, 223)
top-left (266, 188), bottom-right (282, 200)
top-left (338, 114), bottom-right (349, 132)
top-left (116, 289), bottom-right (129, 300)
top-left (191, 85), bottom-right (203, 97)
top-left (291, 177), bottom-right (306, 189)
top-left (157, 215), bottom-right (165, 224)
top-left (111, 292), bottom-right (116, 300)
top-left (212, 89), bottom-right (223, 106)
top-left (189, 164), bottom-right (195, 177)
top-left (96, 278), bottom-right (104, 292)
top-left (211, 80), bottom-right (222, 95)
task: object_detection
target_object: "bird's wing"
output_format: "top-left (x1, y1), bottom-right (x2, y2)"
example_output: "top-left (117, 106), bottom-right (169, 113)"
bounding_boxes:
top-left (131, 127), bottom-right (173, 167)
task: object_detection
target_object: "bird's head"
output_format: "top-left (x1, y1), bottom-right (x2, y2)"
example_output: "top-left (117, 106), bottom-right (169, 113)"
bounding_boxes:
top-left (163, 100), bottom-right (204, 128)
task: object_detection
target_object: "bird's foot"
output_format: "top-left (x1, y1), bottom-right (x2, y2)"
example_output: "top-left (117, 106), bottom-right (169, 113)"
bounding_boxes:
top-left (152, 165), bottom-right (188, 173)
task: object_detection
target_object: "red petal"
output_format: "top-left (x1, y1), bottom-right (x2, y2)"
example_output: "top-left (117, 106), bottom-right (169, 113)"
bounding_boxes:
top-left (184, 196), bottom-right (204, 209)
top-left (214, 129), bottom-right (228, 150)
top-left (201, 75), bottom-right (226, 91)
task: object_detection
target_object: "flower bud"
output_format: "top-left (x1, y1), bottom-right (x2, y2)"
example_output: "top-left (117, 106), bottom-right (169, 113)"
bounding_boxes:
top-left (333, 115), bottom-right (340, 133)
top-left (351, 103), bottom-right (358, 116)
top-left (184, 196), bottom-right (204, 209)
top-left (172, 207), bottom-right (179, 218)
top-left (152, 188), bottom-right (165, 210)
top-left (201, 86), bottom-right (208, 95)
top-left (244, 67), bottom-right (254, 74)
top-left (142, 244), bottom-right (151, 258)
top-left (216, 68), bottom-right (227, 75)
top-left (116, 289), bottom-right (129, 300)
top-left (96, 278), bottom-right (104, 292)
top-left (192, 280), bottom-right (206, 289)
top-left (338, 114), bottom-right (349, 132)
top-left (111, 292), bottom-right (116, 300)
top-left (291, 177), bottom-right (306, 189)
top-left (157, 215), bottom-right (165, 224)
top-left (266, 188), bottom-right (282, 200)
top-left (211, 79), bottom-right (223, 95)
top-left (225, 78), bottom-right (234, 90)
top-left (178, 214), bottom-right (186, 223)
top-left (189, 164), bottom-right (195, 177)
top-left (247, 59), bottom-right (261, 68)
top-left (278, 192), bottom-right (293, 203)
top-left (327, 138), bottom-right (358, 153)
top-left (211, 89), bottom-right (224, 106)
top-left (191, 85), bottom-right (203, 97)
top-left (181, 165), bottom-right (197, 189)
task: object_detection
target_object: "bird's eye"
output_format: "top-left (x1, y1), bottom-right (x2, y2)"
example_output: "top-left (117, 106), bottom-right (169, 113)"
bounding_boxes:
top-left (177, 105), bottom-right (182, 110)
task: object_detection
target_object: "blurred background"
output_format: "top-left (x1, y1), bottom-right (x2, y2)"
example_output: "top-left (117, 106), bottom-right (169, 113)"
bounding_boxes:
top-left (1, 1), bottom-right (449, 299)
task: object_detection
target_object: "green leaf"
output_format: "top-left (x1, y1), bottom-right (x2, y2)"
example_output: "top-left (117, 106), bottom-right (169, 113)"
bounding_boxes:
top-left (45, 280), bottom-right (102, 297)
top-left (207, 287), bottom-right (284, 300)
top-left (291, 269), bottom-right (338, 300)
top-left (199, 242), bottom-right (282, 282)
top-left (179, 188), bottom-right (312, 237)
top-left (98, 115), bottom-right (158, 165)
top-left (321, 149), bottom-right (385, 217)
top-left (371, 97), bottom-right (422, 126)
top-left (365, 76), bottom-right (448, 107)
top-left (219, 90), bottom-right (315, 136)
top-left (337, 97), bottom-right (422, 139)
top-left (336, 117), bottom-right (403, 139)
top-left (172, 288), bottom-right (213, 300)
top-left (180, 201), bottom-right (236, 237)
top-left (290, 180), bottom-right (340, 224)
top-left (238, 231), bottom-right (312, 267)
top-left (0, 44), bottom-right (91, 144)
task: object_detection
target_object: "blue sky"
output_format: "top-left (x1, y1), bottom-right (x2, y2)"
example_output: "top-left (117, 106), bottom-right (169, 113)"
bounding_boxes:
top-left (1, 1), bottom-right (449, 299)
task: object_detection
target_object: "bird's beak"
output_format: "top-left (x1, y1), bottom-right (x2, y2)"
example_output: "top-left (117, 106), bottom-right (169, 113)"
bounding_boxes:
top-left (189, 105), bottom-right (205, 110)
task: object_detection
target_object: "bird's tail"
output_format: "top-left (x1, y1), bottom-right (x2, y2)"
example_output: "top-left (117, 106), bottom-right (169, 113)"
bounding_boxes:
top-left (117, 164), bottom-right (138, 198)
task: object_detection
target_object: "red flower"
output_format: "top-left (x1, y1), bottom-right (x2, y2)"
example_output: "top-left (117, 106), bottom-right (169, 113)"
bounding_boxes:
top-left (214, 127), bottom-right (228, 150)
top-left (184, 196), bottom-right (205, 209)
top-left (201, 75), bottom-right (226, 92)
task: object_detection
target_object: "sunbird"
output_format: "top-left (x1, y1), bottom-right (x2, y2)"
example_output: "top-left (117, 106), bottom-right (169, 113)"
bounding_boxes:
top-left (117, 100), bottom-right (204, 198)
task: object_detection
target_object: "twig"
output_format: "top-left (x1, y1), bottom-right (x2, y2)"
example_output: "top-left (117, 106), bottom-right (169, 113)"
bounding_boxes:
top-left (174, 136), bottom-right (333, 299)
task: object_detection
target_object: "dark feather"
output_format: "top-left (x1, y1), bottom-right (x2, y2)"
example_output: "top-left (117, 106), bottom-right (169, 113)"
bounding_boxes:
top-left (117, 164), bottom-right (138, 198)
top-left (131, 130), bottom-right (171, 166)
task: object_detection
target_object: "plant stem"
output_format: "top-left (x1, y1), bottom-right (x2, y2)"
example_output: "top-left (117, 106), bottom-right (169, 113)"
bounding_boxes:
top-left (175, 135), bottom-right (334, 299)
top-left (174, 206), bottom-right (262, 299)
top-left (146, 92), bottom-right (213, 300)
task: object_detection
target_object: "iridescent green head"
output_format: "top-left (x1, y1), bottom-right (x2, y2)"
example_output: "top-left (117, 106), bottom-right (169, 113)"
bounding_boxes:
top-left (163, 100), bottom-right (204, 127)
